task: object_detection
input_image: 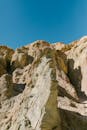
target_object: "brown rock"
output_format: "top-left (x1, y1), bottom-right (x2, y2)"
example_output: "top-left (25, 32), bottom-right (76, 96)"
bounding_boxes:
top-left (0, 74), bottom-right (13, 102)
top-left (0, 46), bottom-right (14, 76)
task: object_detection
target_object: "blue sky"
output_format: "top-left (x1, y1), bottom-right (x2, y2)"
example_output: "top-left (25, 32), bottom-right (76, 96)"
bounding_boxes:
top-left (0, 0), bottom-right (87, 49)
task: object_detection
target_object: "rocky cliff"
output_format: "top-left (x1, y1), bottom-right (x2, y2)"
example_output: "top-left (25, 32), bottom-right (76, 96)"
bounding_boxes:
top-left (0, 37), bottom-right (87, 130)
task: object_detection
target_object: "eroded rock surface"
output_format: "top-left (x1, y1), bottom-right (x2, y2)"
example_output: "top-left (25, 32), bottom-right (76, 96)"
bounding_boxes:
top-left (0, 38), bottom-right (87, 130)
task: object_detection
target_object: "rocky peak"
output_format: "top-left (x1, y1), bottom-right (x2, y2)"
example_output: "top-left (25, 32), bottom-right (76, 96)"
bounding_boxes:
top-left (0, 38), bottom-right (87, 130)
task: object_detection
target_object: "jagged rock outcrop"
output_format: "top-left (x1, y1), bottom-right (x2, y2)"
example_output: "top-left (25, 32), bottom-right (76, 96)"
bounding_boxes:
top-left (0, 46), bottom-right (14, 76)
top-left (0, 37), bottom-right (87, 130)
top-left (11, 49), bottom-right (34, 70)
top-left (65, 36), bottom-right (87, 97)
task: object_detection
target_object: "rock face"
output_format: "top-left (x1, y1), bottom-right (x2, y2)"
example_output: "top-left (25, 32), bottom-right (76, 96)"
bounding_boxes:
top-left (0, 46), bottom-right (14, 76)
top-left (0, 38), bottom-right (87, 130)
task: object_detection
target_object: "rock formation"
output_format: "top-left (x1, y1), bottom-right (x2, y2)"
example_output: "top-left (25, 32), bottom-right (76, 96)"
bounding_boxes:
top-left (0, 38), bottom-right (87, 130)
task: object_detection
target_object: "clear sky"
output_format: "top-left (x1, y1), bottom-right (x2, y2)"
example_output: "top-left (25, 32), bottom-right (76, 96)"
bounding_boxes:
top-left (0, 0), bottom-right (87, 49)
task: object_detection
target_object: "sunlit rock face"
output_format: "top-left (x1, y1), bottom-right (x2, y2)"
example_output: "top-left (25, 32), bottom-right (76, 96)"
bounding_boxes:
top-left (0, 38), bottom-right (87, 130)
top-left (66, 37), bottom-right (87, 97)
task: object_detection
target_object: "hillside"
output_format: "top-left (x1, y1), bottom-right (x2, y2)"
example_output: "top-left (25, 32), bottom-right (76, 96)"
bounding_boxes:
top-left (0, 37), bottom-right (87, 130)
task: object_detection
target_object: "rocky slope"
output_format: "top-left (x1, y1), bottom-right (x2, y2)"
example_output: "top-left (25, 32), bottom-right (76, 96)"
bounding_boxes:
top-left (0, 37), bottom-right (87, 130)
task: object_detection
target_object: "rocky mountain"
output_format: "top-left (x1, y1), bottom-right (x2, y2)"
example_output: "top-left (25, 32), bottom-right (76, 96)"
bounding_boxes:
top-left (0, 37), bottom-right (87, 130)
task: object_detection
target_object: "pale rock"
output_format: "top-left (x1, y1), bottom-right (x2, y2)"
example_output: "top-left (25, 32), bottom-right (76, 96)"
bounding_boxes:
top-left (0, 38), bottom-right (87, 130)
top-left (11, 49), bottom-right (34, 69)
top-left (53, 42), bottom-right (65, 50)
top-left (66, 37), bottom-right (87, 96)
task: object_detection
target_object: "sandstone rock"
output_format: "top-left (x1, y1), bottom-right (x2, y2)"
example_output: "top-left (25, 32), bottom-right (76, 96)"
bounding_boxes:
top-left (0, 46), bottom-right (14, 75)
top-left (0, 74), bottom-right (13, 102)
top-left (0, 46), bottom-right (14, 61)
top-left (0, 64), bottom-right (6, 77)
top-left (66, 37), bottom-right (87, 97)
top-left (53, 42), bottom-right (65, 50)
top-left (11, 49), bottom-right (34, 70)
top-left (0, 38), bottom-right (87, 130)
top-left (25, 40), bottom-right (50, 58)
